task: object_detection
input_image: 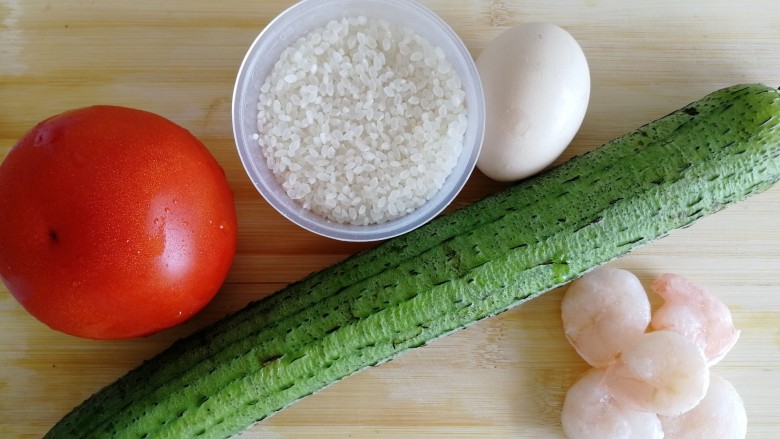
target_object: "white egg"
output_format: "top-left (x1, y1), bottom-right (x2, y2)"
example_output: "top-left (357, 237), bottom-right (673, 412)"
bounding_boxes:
top-left (476, 22), bottom-right (590, 182)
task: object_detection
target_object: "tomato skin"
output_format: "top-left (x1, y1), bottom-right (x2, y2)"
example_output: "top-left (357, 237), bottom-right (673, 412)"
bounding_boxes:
top-left (0, 106), bottom-right (238, 339)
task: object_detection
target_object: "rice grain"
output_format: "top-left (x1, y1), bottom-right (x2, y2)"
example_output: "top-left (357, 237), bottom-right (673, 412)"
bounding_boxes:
top-left (256, 16), bottom-right (467, 225)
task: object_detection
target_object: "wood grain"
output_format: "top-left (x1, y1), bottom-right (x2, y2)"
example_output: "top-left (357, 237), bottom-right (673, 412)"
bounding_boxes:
top-left (1, 0), bottom-right (779, 437)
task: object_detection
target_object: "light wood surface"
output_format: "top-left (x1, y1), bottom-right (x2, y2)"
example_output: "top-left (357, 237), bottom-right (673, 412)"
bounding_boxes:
top-left (2, 0), bottom-right (779, 437)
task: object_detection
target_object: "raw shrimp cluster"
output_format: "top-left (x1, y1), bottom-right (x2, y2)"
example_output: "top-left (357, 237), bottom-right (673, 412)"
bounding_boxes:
top-left (560, 268), bottom-right (746, 439)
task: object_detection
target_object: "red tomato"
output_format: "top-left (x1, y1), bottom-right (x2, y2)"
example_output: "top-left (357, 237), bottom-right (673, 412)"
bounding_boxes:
top-left (0, 106), bottom-right (238, 339)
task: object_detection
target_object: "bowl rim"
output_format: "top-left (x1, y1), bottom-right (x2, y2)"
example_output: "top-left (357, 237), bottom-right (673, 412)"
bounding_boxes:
top-left (232, 0), bottom-right (485, 242)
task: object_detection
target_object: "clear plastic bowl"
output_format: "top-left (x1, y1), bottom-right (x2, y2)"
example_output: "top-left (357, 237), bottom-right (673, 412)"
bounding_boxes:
top-left (232, 0), bottom-right (485, 242)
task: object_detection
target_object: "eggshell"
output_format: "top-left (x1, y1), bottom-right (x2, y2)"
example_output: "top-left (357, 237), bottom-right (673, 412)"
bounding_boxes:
top-left (476, 22), bottom-right (590, 182)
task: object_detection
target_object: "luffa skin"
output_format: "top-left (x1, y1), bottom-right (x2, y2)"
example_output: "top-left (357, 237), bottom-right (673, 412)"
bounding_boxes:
top-left (46, 84), bottom-right (780, 438)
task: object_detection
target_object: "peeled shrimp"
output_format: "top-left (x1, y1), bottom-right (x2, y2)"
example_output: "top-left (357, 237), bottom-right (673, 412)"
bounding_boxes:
top-left (604, 330), bottom-right (709, 416)
top-left (660, 374), bottom-right (747, 439)
top-left (561, 368), bottom-right (664, 439)
top-left (561, 267), bottom-right (651, 368)
top-left (650, 273), bottom-right (740, 366)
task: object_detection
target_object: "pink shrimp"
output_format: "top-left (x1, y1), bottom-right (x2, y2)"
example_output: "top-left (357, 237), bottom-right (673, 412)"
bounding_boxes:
top-left (561, 368), bottom-right (664, 439)
top-left (660, 374), bottom-right (747, 439)
top-left (650, 273), bottom-right (740, 366)
top-left (604, 330), bottom-right (709, 416)
top-left (561, 267), bottom-right (651, 368)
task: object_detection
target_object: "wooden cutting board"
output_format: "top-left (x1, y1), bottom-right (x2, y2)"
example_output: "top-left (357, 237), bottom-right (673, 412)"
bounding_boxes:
top-left (1, 0), bottom-right (779, 437)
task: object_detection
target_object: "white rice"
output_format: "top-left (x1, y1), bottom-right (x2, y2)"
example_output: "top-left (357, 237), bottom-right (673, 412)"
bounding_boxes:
top-left (256, 15), bottom-right (467, 225)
